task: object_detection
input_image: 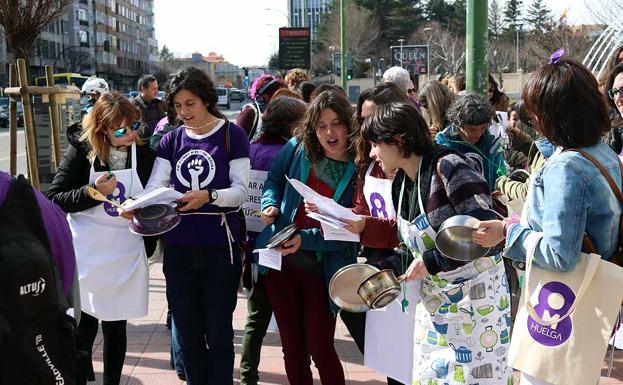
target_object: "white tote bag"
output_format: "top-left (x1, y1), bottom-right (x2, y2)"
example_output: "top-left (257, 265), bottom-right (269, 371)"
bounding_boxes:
top-left (508, 233), bottom-right (623, 385)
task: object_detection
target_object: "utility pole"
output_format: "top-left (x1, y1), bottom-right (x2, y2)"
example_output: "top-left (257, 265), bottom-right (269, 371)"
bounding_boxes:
top-left (398, 39), bottom-right (405, 68)
top-left (466, 0), bottom-right (488, 96)
top-left (340, 0), bottom-right (347, 89)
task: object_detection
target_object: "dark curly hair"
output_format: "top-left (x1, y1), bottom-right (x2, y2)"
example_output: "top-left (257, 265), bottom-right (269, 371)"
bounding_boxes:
top-left (260, 96), bottom-right (306, 140)
top-left (523, 58), bottom-right (609, 148)
top-left (447, 92), bottom-right (495, 128)
top-left (361, 102), bottom-right (432, 157)
top-left (165, 67), bottom-right (225, 120)
top-left (294, 90), bottom-right (354, 164)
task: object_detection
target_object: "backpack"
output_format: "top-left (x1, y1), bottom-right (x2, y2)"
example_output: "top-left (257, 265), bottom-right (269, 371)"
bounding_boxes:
top-left (0, 175), bottom-right (76, 385)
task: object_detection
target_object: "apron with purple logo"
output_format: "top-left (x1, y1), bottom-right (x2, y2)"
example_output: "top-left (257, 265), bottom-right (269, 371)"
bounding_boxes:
top-left (67, 144), bottom-right (149, 321)
top-left (363, 162), bottom-right (396, 220)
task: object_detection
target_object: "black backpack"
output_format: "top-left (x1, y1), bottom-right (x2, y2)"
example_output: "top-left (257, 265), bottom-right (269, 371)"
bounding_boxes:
top-left (0, 175), bottom-right (76, 385)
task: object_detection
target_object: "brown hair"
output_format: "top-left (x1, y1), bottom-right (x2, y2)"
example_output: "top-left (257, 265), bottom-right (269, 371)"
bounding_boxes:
top-left (80, 92), bottom-right (142, 164)
top-left (522, 58), bottom-right (610, 148)
top-left (606, 63), bottom-right (623, 111)
top-left (294, 90), bottom-right (354, 164)
top-left (260, 96), bottom-right (306, 140)
top-left (272, 87), bottom-right (303, 100)
top-left (285, 68), bottom-right (309, 91)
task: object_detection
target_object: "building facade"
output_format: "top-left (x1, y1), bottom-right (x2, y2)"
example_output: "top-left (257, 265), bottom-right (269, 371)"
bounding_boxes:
top-left (0, 0), bottom-right (158, 91)
top-left (287, 0), bottom-right (333, 41)
top-left (172, 52), bottom-right (242, 87)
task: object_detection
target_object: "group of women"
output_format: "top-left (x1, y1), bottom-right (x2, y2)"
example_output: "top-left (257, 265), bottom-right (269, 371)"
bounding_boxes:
top-left (42, 49), bottom-right (623, 385)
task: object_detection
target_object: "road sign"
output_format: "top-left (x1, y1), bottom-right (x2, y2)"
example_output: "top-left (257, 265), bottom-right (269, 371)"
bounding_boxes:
top-left (389, 45), bottom-right (429, 75)
top-left (278, 27), bottom-right (311, 70)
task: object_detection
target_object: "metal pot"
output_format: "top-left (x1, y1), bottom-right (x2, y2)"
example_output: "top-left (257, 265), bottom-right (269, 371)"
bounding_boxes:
top-left (357, 269), bottom-right (405, 309)
top-left (435, 215), bottom-right (490, 261)
top-left (265, 223), bottom-right (298, 249)
top-left (128, 204), bottom-right (181, 236)
top-left (328, 263), bottom-right (380, 312)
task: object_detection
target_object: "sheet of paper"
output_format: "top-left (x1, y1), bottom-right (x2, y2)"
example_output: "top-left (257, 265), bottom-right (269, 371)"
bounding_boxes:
top-left (321, 223), bottom-right (360, 242)
top-left (286, 177), bottom-right (358, 221)
top-left (121, 187), bottom-right (184, 210)
top-left (254, 248), bottom-right (282, 271)
top-left (307, 212), bottom-right (347, 229)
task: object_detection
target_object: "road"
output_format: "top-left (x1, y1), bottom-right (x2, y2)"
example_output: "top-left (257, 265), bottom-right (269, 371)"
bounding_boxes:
top-left (0, 101), bottom-right (245, 177)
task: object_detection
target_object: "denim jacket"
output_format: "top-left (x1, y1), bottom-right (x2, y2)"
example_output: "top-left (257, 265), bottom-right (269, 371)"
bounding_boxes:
top-left (505, 142), bottom-right (623, 272)
top-left (255, 138), bottom-right (359, 312)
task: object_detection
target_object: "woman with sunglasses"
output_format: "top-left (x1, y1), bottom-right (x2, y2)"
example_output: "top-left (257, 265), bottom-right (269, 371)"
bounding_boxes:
top-left (604, 63), bottom-right (623, 155)
top-left (435, 93), bottom-right (506, 191)
top-left (144, 66), bottom-right (250, 385)
top-left (47, 92), bottom-right (155, 385)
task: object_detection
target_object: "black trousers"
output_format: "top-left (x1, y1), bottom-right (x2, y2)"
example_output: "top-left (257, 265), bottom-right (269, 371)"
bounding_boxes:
top-left (340, 310), bottom-right (405, 385)
top-left (76, 312), bottom-right (127, 385)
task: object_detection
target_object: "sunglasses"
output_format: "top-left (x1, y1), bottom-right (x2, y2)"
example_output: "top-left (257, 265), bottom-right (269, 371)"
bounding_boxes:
top-left (113, 121), bottom-right (142, 138)
top-left (408, 88), bottom-right (416, 95)
top-left (608, 87), bottom-right (623, 99)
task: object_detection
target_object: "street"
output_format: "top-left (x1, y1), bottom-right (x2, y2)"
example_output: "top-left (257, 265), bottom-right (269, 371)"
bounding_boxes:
top-left (0, 101), bottom-right (245, 177)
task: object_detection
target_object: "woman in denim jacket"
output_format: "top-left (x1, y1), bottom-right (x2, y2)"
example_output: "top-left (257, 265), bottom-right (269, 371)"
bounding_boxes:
top-left (473, 59), bottom-right (622, 385)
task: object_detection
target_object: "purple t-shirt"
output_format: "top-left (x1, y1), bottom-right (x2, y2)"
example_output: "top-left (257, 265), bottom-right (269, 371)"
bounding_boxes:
top-left (158, 122), bottom-right (250, 246)
top-left (0, 172), bottom-right (76, 295)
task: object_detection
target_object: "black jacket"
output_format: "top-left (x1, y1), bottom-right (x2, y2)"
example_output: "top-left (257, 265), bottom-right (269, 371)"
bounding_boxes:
top-left (132, 95), bottom-right (167, 138)
top-left (46, 123), bottom-right (157, 254)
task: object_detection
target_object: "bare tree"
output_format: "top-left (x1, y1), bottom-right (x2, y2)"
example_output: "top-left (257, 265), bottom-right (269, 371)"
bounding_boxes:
top-left (0, 0), bottom-right (73, 62)
top-left (489, 0), bottom-right (505, 41)
top-left (411, 21), bottom-right (465, 76)
top-left (489, 40), bottom-right (514, 88)
top-left (584, 0), bottom-right (621, 25)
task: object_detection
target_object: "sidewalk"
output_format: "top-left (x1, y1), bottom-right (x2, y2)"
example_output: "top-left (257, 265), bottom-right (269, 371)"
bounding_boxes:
top-left (89, 260), bottom-right (623, 384)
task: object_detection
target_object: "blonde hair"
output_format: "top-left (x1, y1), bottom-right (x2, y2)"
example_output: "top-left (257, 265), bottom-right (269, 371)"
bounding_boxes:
top-left (417, 80), bottom-right (454, 130)
top-left (80, 92), bottom-right (141, 165)
top-left (285, 68), bottom-right (309, 91)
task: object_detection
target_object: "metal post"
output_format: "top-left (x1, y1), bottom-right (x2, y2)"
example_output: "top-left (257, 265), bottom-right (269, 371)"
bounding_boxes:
top-left (45, 65), bottom-right (62, 168)
top-left (466, 0), bottom-right (489, 96)
top-left (398, 39), bottom-right (405, 68)
top-left (373, 60), bottom-right (377, 86)
top-left (516, 27), bottom-right (520, 72)
top-left (17, 58), bottom-right (40, 188)
top-left (340, 0), bottom-right (347, 90)
top-left (8, 64), bottom-right (17, 176)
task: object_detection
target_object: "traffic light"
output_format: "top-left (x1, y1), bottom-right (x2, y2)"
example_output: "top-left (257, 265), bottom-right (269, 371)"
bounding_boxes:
top-left (347, 69), bottom-right (353, 81)
top-left (242, 67), bottom-right (249, 81)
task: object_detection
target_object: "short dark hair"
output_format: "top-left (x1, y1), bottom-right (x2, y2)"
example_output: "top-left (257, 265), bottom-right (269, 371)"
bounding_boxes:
top-left (355, 83), bottom-right (409, 163)
top-left (447, 92), bottom-right (495, 128)
top-left (260, 96), bottom-right (306, 140)
top-left (606, 63), bottom-right (623, 111)
top-left (165, 67), bottom-right (225, 120)
top-left (361, 102), bottom-right (432, 158)
top-left (300, 81), bottom-right (317, 103)
top-left (523, 58), bottom-right (610, 148)
top-left (454, 74), bottom-right (466, 92)
top-left (309, 84), bottom-right (347, 101)
top-left (138, 74), bottom-right (157, 91)
top-left (295, 90), bottom-right (354, 164)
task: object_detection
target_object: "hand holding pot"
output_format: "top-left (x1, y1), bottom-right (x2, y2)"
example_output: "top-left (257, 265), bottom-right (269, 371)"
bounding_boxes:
top-left (277, 234), bottom-right (302, 256)
top-left (405, 258), bottom-right (430, 281)
top-left (472, 220), bottom-right (506, 247)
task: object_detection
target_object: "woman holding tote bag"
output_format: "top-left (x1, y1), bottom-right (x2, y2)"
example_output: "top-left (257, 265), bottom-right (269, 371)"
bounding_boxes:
top-left (473, 54), bottom-right (623, 385)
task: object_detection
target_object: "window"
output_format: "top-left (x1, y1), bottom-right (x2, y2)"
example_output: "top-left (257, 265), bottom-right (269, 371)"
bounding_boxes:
top-left (77, 8), bottom-right (88, 25)
top-left (78, 30), bottom-right (89, 47)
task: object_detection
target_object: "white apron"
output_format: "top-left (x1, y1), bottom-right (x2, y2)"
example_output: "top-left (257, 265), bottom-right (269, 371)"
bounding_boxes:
top-left (363, 162), bottom-right (416, 383)
top-left (68, 144), bottom-right (149, 321)
top-left (399, 166), bottom-right (513, 385)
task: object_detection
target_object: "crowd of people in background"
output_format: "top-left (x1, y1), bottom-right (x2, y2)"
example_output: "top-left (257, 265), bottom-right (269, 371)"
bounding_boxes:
top-left (4, 44), bottom-right (623, 385)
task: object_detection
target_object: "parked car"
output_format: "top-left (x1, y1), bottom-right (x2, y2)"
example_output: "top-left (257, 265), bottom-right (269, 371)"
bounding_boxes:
top-left (0, 102), bottom-right (24, 128)
top-left (216, 87), bottom-right (230, 109)
top-left (229, 89), bottom-right (244, 102)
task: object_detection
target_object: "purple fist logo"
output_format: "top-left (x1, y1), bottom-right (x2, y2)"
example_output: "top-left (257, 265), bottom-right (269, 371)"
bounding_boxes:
top-left (369, 192), bottom-right (389, 219)
top-left (104, 182), bottom-right (125, 217)
top-left (527, 281), bottom-right (575, 346)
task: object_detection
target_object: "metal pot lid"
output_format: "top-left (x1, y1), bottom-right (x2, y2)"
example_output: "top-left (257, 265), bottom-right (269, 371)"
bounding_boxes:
top-left (435, 215), bottom-right (490, 262)
top-left (266, 223), bottom-right (298, 249)
top-left (329, 263), bottom-right (380, 312)
top-left (128, 204), bottom-right (181, 236)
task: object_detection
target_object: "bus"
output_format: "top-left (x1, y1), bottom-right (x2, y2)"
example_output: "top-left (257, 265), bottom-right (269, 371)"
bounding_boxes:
top-left (34, 73), bottom-right (91, 89)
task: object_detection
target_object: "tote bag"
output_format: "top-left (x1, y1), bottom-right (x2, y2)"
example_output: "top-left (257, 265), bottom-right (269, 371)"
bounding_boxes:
top-left (508, 233), bottom-right (623, 385)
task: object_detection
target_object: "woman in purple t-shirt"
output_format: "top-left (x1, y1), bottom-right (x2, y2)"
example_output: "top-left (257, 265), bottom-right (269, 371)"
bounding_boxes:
top-left (145, 67), bottom-right (250, 385)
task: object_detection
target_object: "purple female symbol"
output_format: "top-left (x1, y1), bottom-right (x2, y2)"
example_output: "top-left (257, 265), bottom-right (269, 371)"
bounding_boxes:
top-left (104, 182), bottom-right (126, 217)
top-left (369, 192), bottom-right (388, 218)
top-left (527, 281), bottom-right (575, 346)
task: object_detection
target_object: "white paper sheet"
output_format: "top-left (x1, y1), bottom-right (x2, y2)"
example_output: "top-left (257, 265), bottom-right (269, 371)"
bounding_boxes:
top-left (364, 280), bottom-right (421, 385)
top-left (121, 187), bottom-right (184, 210)
top-left (254, 248), bottom-right (283, 271)
top-left (286, 177), bottom-right (359, 221)
top-left (321, 223), bottom-right (360, 242)
top-left (307, 211), bottom-right (347, 229)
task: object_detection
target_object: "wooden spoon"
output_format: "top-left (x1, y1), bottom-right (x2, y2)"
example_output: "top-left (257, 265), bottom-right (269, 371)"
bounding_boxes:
top-left (86, 186), bottom-right (123, 209)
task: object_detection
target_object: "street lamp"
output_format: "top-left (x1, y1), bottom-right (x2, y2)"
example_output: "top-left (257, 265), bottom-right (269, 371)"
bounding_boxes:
top-left (515, 25), bottom-right (522, 72)
top-left (398, 38), bottom-right (406, 68)
top-left (265, 7), bottom-right (291, 26)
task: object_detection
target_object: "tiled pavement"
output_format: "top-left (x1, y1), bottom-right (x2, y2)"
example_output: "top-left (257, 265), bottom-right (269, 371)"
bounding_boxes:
top-left (89, 259), bottom-right (623, 385)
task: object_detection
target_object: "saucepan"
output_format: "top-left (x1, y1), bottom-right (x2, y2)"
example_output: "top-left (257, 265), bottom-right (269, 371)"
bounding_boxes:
top-left (435, 215), bottom-right (490, 261)
top-left (266, 223), bottom-right (298, 249)
top-left (86, 187), bottom-right (181, 236)
top-left (357, 269), bottom-right (406, 310)
top-left (329, 263), bottom-right (380, 312)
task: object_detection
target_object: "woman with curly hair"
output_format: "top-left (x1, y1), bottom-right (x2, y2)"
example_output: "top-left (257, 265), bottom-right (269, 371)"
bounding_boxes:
top-left (285, 68), bottom-right (310, 94)
top-left (145, 66), bottom-right (250, 385)
top-left (255, 90), bottom-right (358, 385)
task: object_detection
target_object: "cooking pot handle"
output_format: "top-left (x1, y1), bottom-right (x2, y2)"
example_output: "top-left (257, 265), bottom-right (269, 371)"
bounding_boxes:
top-left (397, 274), bottom-right (407, 283)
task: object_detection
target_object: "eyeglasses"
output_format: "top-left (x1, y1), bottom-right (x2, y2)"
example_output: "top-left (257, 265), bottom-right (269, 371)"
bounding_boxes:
top-left (113, 121), bottom-right (142, 138)
top-left (608, 87), bottom-right (623, 100)
top-left (408, 88), bottom-right (416, 95)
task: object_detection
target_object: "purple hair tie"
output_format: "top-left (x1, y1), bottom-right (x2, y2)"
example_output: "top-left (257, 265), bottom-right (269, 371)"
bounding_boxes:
top-left (548, 48), bottom-right (566, 64)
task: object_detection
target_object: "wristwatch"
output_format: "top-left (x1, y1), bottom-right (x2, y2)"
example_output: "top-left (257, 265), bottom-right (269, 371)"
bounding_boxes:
top-left (208, 189), bottom-right (218, 204)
